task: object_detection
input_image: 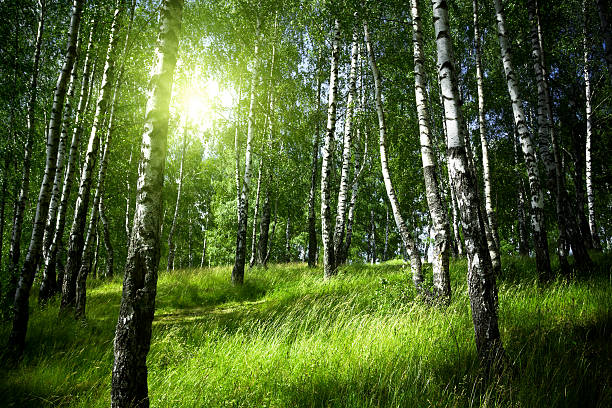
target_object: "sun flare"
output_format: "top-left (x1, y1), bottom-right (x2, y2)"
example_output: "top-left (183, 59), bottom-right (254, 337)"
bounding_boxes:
top-left (177, 76), bottom-right (234, 132)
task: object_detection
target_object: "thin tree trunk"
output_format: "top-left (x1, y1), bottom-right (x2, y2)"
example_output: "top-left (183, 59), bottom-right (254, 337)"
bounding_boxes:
top-left (364, 21), bottom-right (423, 287)
top-left (410, 0), bottom-right (452, 300)
top-left (370, 209), bottom-right (376, 264)
top-left (514, 129), bottom-right (530, 255)
top-left (200, 215), bottom-right (208, 268)
top-left (341, 129), bottom-right (367, 265)
top-left (125, 147), bottom-right (134, 240)
top-left (8, 0), bottom-right (83, 355)
top-left (494, 0), bottom-right (552, 280)
top-left (583, 1), bottom-right (602, 250)
top-left (433, 0), bottom-right (503, 366)
top-left (0, 160), bottom-right (7, 273)
top-left (99, 195), bottom-right (113, 277)
top-left (61, 3), bottom-right (123, 313)
top-left (111, 1), bottom-right (183, 406)
top-left (333, 28), bottom-right (358, 265)
top-left (42, 35), bottom-right (80, 268)
top-left (7, 0), bottom-right (45, 301)
top-left (529, 0), bottom-right (592, 270)
top-left (307, 56), bottom-right (321, 268)
top-left (340, 57), bottom-right (368, 266)
top-left (285, 216), bottom-right (291, 262)
top-left (450, 181), bottom-right (464, 256)
top-left (249, 160), bottom-right (262, 267)
top-left (257, 187), bottom-right (271, 266)
top-left (383, 205), bottom-right (389, 261)
top-left (167, 130), bottom-right (187, 272)
top-left (234, 79), bottom-right (243, 221)
top-left (321, 19), bottom-right (340, 279)
top-left (232, 18), bottom-right (260, 285)
top-left (473, 0), bottom-right (502, 276)
top-left (41, 23), bottom-right (96, 302)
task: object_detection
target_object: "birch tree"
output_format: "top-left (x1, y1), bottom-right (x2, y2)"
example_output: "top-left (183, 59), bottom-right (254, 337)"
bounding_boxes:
top-left (40, 22), bottom-right (96, 302)
top-left (473, 0), bottom-right (501, 275)
top-left (493, 0), bottom-right (551, 280)
top-left (432, 0), bottom-right (503, 365)
top-left (333, 25), bottom-right (358, 266)
top-left (364, 21), bottom-right (423, 288)
top-left (232, 17), bottom-right (260, 285)
top-left (410, 0), bottom-right (451, 299)
top-left (111, 1), bottom-right (183, 405)
top-left (60, 2), bottom-right (123, 313)
top-left (321, 19), bottom-right (340, 279)
top-left (7, 0), bottom-right (45, 299)
top-left (307, 54), bottom-right (321, 268)
top-left (8, 0), bottom-right (84, 354)
top-left (583, 0), bottom-right (602, 250)
top-left (167, 130), bottom-right (187, 271)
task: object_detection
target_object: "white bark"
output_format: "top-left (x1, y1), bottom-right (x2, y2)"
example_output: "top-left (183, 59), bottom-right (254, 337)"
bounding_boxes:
top-left (433, 0), bottom-right (502, 364)
top-left (333, 26), bottom-right (358, 264)
top-left (9, 0), bottom-right (84, 354)
top-left (321, 19), bottom-right (340, 279)
top-left (111, 1), bottom-right (183, 406)
top-left (473, 0), bottom-right (502, 275)
top-left (364, 21), bottom-right (422, 287)
top-left (61, 3), bottom-right (123, 312)
top-left (584, 0), bottom-right (602, 250)
top-left (410, 0), bottom-right (452, 299)
top-left (232, 18), bottom-right (261, 284)
top-left (494, 0), bottom-right (551, 279)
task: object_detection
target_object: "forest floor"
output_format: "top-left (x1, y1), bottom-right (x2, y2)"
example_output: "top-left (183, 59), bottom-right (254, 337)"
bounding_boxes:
top-left (1, 253), bottom-right (612, 407)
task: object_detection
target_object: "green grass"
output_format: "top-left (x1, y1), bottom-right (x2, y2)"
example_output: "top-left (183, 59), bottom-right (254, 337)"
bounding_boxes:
top-left (1, 254), bottom-right (611, 407)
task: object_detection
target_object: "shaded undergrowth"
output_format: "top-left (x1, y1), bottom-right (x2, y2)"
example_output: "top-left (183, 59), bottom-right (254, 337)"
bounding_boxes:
top-left (1, 253), bottom-right (611, 407)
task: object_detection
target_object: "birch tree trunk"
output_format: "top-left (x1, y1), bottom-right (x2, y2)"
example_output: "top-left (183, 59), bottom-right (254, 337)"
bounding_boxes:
top-left (200, 215), bottom-right (208, 268)
top-left (333, 27), bottom-right (358, 264)
top-left (321, 19), bottom-right (340, 279)
top-left (42, 35), bottom-right (80, 268)
top-left (111, 1), bottom-right (183, 405)
top-left (61, 2), bottom-right (123, 312)
top-left (433, 0), bottom-right (503, 366)
top-left (528, 0), bottom-right (592, 270)
top-left (249, 159), bottom-right (262, 267)
top-left (494, 0), bottom-right (552, 280)
top-left (8, 0), bottom-right (83, 354)
top-left (370, 209), bottom-right (376, 264)
top-left (99, 195), bottom-right (113, 277)
top-left (410, 0), bottom-right (452, 299)
top-left (232, 18), bottom-right (260, 285)
top-left (341, 128), bottom-right (367, 265)
top-left (450, 182), bottom-right (464, 256)
top-left (583, 0), bottom-right (602, 250)
top-left (514, 130), bottom-right (530, 255)
top-left (7, 0), bottom-right (45, 299)
top-left (473, 0), bottom-right (501, 276)
top-left (167, 130), bottom-right (187, 272)
top-left (125, 147), bottom-right (134, 240)
top-left (384, 205), bottom-right (389, 261)
top-left (285, 216), bottom-right (291, 262)
top-left (307, 59), bottom-right (321, 268)
top-left (40, 22), bottom-right (95, 302)
top-left (364, 21), bottom-right (423, 287)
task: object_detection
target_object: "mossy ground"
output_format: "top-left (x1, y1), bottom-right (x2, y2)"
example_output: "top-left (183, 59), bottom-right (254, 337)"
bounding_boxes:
top-left (1, 253), bottom-right (611, 407)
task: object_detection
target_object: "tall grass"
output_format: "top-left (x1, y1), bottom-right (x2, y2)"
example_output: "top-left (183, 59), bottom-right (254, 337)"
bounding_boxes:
top-left (1, 254), bottom-right (611, 407)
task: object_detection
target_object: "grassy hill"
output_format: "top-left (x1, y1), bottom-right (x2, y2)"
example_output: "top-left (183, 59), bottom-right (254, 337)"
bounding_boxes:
top-left (1, 254), bottom-right (611, 407)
